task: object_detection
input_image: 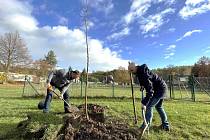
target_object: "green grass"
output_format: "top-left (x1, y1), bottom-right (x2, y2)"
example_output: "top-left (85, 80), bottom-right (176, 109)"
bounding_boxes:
top-left (0, 84), bottom-right (210, 139)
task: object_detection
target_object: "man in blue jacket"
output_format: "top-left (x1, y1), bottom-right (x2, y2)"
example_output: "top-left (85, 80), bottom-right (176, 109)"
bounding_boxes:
top-left (128, 62), bottom-right (170, 131)
top-left (43, 69), bottom-right (80, 113)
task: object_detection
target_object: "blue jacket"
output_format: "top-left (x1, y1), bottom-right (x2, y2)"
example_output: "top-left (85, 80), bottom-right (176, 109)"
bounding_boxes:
top-left (135, 64), bottom-right (167, 105)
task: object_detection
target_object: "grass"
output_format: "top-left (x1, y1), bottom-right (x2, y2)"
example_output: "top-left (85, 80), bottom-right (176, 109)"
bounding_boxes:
top-left (0, 84), bottom-right (210, 139)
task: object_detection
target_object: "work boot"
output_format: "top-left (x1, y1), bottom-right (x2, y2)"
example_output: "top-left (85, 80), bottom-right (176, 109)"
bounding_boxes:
top-left (159, 124), bottom-right (170, 131)
top-left (43, 109), bottom-right (49, 113)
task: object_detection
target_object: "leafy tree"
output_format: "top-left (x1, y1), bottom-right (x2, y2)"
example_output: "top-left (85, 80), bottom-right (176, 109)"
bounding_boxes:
top-left (44, 50), bottom-right (57, 67)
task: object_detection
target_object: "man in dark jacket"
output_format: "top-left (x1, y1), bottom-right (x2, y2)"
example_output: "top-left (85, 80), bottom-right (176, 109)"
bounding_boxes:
top-left (43, 69), bottom-right (80, 113)
top-left (128, 62), bottom-right (170, 131)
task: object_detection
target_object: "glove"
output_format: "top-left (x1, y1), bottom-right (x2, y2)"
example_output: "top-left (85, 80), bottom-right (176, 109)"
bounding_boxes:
top-left (141, 104), bottom-right (146, 111)
top-left (141, 97), bottom-right (149, 106)
top-left (140, 86), bottom-right (144, 92)
top-left (59, 94), bottom-right (64, 100)
top-left (47, 83), bottom-right (53, 91)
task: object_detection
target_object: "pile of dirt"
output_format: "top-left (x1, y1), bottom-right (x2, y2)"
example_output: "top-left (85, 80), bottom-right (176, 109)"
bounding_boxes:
top-left (16, 104), bottom-right (139, 140)
top-left (57, 104), bottom-right (139, 140)
top-left (77, 104), bottom-right (106, 123)
top-left (78, 104), bottom-right (105, 114)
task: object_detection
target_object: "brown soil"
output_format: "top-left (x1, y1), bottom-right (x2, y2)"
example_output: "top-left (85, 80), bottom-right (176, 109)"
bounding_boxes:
top-left (17, 104), bottom-right (139, 140)
top-left (57, 104), bottom-right (138, 140)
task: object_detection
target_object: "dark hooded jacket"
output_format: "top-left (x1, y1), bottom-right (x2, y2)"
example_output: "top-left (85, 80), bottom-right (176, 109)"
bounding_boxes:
top-left (135, 64), bottom-right (167, 105)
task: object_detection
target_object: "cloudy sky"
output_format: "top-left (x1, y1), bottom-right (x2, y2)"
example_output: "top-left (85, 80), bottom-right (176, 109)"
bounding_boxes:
top-left (0, 0), bottom-right (210, 71)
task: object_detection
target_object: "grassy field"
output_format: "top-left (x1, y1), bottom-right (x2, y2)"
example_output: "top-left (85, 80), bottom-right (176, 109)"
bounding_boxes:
top-left (0, 84), bottom-right (210, 139)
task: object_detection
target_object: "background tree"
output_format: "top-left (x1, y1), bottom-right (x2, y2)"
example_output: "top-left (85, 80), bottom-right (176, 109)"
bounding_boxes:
top-left (33, 59), bottom-right (52, 77)
top-left (0, 31), bottom-right (31, 73)
top-left (80, 68), bottom-right (87, 81)
top-left (44, 50), bottom-right (57, 68)
top-left (192, 56), bottom-right (210, 77)
top-left (111, 69), bottom-right (130, 84)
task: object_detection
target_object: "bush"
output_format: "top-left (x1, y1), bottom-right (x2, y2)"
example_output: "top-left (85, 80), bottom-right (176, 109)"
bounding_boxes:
top-left (0, 73), bottom-right (7, 84)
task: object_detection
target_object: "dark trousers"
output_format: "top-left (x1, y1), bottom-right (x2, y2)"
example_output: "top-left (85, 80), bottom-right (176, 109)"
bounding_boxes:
top-left (43, 88), bottom-right (70, 112)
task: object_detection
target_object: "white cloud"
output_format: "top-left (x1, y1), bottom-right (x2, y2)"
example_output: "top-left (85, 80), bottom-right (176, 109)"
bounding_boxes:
top-left (0, 0), bottom-right (128, 71)
top-left (179, 0), bottom-right (210, 19)
top-left (107, 27), bottom-right (130, 40)
top-left (123, 0), bottom-right (151, 25)
top-left (0, 0), bottom-right (38, 32)
top-left (110, 43), bottom-right (120, 49)
top-left (169, 28), bottom-right (176, 32)
top-left (166, 44), bottom-right (176, 50)
top-left (107, 0), bottom-right (176, 40)
top-left (126, 1), bottom-right (175, 33)
top-left (88, 0), bottom-right (114, 15)
top-left (140, 8), bottom-right (175, 34)
top-left (204, 46), bottom-right (210, 53)
top-left (164, 45), bottom-right (176, 59)
top-left (176, 29), bottom-right (202, 42)
top-left (58, 16), bottom-right (68, 25)
top-left (81, 20), bottom-right (95, 30)
top-left (164, 52), bottom-right (175, 59)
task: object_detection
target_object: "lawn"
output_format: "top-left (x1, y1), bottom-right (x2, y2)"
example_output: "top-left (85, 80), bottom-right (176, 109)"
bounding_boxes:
top-left (0, 84), bottom-right (210, 139)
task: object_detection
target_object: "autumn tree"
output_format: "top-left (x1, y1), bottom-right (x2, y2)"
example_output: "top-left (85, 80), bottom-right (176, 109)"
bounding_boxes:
top-left (112, 69), bottom-right (130, 84)
top-left (33, 59), bottom-right (52, 77)
top-left (192, 56), bottom-right (210, 77)
top-left (0, 31), bottom-right (31, 73)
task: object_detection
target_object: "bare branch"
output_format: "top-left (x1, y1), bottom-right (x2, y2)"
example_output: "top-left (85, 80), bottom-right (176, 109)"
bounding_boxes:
top-left (0, 31), bottom-right (32, 73)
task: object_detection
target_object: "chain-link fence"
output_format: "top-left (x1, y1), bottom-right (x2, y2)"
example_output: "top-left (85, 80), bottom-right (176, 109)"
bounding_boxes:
top-left (168, 75), bottom-right (210, 102)
top-left (1, 75), bottom-right (210, 102)
top-left (21, 76), bottom-right (142, 98)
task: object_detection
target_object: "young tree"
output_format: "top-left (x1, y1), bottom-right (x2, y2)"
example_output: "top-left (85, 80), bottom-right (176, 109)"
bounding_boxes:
top-left (45, 50), bottom-right (57, 68)
top-left (81, 0), bottom-right (89, 119)
top-left (0, 31), bottom-right (31, 73)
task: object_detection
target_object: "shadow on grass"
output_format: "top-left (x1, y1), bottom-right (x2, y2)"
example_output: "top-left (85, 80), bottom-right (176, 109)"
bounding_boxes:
top-left (1, 111), bottom-right (64, 140)
top-left (0, 122), bottom-right (21, 140)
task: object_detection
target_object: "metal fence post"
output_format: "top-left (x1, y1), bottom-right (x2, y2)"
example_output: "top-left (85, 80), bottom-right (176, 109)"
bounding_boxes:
top-left (80, 78), bottom-right (83, 97)
top-left (171, 74), bottom-right (175, 99)
top-left (112, 82), bottom-right (115, 97)
top-left (190, 75), bottom-right (196, 102)
top-left (169, 75), bottom-right (172, 99)
top-left (22, 75), bottom-right (27, 97)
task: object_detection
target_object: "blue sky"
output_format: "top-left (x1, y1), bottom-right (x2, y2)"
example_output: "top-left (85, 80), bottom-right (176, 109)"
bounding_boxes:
top-left (0, 0), bottom-right (210, 71)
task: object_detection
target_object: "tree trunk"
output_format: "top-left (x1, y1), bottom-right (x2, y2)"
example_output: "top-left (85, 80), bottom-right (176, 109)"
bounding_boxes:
top-left (84, 0), bottom-right (89, 120)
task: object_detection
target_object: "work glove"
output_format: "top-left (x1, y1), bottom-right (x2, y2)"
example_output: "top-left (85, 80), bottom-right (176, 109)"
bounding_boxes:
top-left (141, 104), bottom-right (146, 111)
top-left (140, 86), bottom-right (144, 92)
top-left (47, 83), bottom-right (53, 91)
top-left (60, 94), bottom-right (64, 100)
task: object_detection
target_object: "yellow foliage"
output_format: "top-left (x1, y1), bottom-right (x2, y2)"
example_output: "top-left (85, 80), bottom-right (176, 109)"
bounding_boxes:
top-left (0, 73), bottom-right (7, 82)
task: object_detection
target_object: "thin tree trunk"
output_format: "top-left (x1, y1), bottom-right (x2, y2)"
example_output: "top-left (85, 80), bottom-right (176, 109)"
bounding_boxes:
top-left (84, 0), bottom-right (89, 120)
